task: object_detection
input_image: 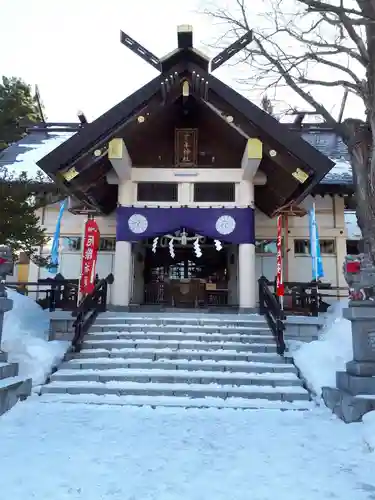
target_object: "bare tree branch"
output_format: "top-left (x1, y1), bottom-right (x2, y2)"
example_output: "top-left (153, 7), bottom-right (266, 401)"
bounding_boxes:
top-left (298, 0), bottom-right (375, 22)
top-left (252, 34), bottom-right (338, 125)
top-left (203, 0), bottom-right (375, 267)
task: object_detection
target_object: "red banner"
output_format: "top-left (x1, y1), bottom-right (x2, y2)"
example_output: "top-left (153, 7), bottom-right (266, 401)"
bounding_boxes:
top-left (80, 219), bottom-right (100, 294)
top-left (276, 215), bottom-right (284, 297)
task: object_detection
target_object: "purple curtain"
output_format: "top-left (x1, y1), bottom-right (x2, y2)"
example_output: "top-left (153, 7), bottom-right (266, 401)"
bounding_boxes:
top-left (116, 207), bottom-right (255, 244)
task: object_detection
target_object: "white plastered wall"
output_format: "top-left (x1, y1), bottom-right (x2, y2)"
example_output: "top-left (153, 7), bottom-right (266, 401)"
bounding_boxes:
top-left (254, 194), bottom-right (347, 289)
top-left (30, 178), bottom-right (348, 304)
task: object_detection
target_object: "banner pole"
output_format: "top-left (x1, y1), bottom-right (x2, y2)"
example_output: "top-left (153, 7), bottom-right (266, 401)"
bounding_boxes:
top-left (276, 214), bottom-right (284, 309)
top-left (77, 213), bottom-right (89, 306)
top-left (311, 202), bottom-right (320, 313)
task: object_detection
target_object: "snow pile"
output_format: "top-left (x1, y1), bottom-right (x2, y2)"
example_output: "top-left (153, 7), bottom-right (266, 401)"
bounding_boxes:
top-left (1, 289), bottom-right (70, 386)
top-left (287, 300), bottom-right (353, 398)
top-left (362, 411), bottom-right (375, 452)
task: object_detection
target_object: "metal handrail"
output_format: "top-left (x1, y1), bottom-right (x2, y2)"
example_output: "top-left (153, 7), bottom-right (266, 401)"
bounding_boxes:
top-left (72, 273), bottom-right (114, 352)
top-left (258, 276), bottom-right (286, 356)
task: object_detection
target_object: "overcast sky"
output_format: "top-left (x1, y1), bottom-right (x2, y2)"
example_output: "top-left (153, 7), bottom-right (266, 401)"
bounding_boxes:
top-left (0, 0), bottom-right (365, 123)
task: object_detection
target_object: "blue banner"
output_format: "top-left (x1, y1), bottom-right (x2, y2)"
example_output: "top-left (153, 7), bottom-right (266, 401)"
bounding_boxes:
top-left (309, 204), bottom-right (324, 280)
top-left (315, 222), bottom-right (324, 279)
top-left (48, 199), bottom-right (67, 274)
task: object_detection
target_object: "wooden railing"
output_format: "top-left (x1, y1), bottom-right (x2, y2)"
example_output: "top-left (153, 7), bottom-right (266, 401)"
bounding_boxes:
top-left (258, 276), bottom-right (286, 356)
top-left (143, 282), bottom-right (228, 308)
top-left (6, 275), bottom-right (79, 311)
top-left (268, 280), bottom-right (348, 317)
top-left (72, 273), bottom-right (114, 352)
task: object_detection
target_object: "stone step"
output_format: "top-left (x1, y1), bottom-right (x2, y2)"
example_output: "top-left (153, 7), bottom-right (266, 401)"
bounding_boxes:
top-left (97, 314), bottom-right (267, 327)
top-left (67, 348), bottom-right (284, 363)
top-left (90, 323), bottom-right (270, 334)
top-left (50, 367), bottom-right (302, 386)
top-left (60, 357), bottom-right (296, 373)
top-left (81, 339), bottom-right (277, 353)
top-left (0, 362), bottom-right (18, 380)
top-left (39, 393), bottom-right (314, 410)
top-left (0, 376), bottom-right (32, 415)
top-left (87, 331), bottom-right (275, 343)
top-left (43, 310), bottom-right (308, 409)
top-left (41, 380), bottom-right (310, 401)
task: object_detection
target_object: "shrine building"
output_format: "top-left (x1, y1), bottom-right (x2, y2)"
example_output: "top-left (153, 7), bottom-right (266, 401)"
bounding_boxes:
top-left (1, 25), bottom-right (358, 309)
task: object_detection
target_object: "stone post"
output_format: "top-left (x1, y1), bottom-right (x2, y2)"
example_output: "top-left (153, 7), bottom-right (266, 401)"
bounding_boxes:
top-left (322, 254), bottom-right (375, 422)
top-left (0, 284), bottom-right (13, 362)
top-left (0, 245), bottom-right (15, 362)
top-left (238, 243), bottom-right (256, 309)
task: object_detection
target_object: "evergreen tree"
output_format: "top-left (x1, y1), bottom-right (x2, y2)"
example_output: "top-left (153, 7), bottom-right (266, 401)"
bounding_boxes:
top-left (0, 76), bottom-right (42, 151)
top-left (0, 76), bottom-right (51, 264)
top-left (0, 166), bottom-right (48, 260)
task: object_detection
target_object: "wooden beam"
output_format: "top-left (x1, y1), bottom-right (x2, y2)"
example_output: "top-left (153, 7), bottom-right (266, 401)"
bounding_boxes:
top-left (108, 138), bottom-right (132, 181)
top-left (177, 25), bottom-right (193, 49)
top-left (241, 138), bottom-right (263, 180)
top-left (120, 30), bottom-right (161, 71)
top-left (211, 31), bottom-right (253, 72)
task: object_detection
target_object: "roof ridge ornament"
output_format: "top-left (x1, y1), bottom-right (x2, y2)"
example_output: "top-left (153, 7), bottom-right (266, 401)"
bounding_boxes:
top-left (119, 25), bottom-right (253, 74)
top-left (120, 30), bottom-right (161, 71)
top-left (210, 31), bottom-right (253, 72)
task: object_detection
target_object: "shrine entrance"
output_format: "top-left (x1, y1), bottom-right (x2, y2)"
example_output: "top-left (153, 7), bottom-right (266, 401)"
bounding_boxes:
top-left (139, 233), bottom-right (231, 308)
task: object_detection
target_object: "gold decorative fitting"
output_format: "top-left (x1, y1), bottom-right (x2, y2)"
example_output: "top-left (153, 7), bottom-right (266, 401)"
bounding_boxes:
top-left (269, 149), bottom-right (277, 157)
top-left (182, 81), bottom-right (189, 97)
top-left (137, 115), bottom-right (145, 123)
top-left (292, 168), bottom-right (309, 183)
top-left (226, 115), bottom-right (234, 123)
top-left (93, 149), bottom-right (102, 157)
top-left (62, 167), bottom-right (79, 182)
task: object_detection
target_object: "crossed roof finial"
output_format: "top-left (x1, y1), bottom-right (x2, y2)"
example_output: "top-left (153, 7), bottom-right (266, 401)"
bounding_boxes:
top-left (120, 25), bottom-right (253, 73)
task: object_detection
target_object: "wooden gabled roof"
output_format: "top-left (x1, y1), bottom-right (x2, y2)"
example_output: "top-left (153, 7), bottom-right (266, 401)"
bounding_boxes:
top-left (37, 26), bottom-right (335, 216)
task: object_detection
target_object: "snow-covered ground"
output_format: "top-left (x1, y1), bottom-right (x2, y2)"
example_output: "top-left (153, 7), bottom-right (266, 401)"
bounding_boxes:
top-left (1, 289), bottom-right (70, 387)
top-left (0, 297), bottom-right (375, 499)
top-left (0, 399), bottom-right (374, 500)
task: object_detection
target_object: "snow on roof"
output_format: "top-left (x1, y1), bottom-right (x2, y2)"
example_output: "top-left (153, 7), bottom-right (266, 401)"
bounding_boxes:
top-left (323, 159), bottom-right (352, 184)
top-left (280, 114), bottom-right (326, 124)
top-left (0, 132), bottom-right (75, 177)
top-left (301, 130), bottom-right (352, 185)
top-left (0, 128), bottom-right (353, 185)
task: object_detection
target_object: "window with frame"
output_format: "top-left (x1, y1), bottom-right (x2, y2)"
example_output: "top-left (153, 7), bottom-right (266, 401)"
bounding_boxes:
top-left (99, 237), bottom-right (116, 251)
top-left (61, 236), bottom-right (82, 251)
top-left (60, 236), bottom-right (116, 252)
top-left (294, 239), bottom-right (336, 255)
top-left (137, 182), bottom-right (178, 202)
top-left (193, 183), bottom-right (235, 202)
top-left (346, 240), bottom-right (360, 255)
top-left (255, 240), bottom-right (277, 254)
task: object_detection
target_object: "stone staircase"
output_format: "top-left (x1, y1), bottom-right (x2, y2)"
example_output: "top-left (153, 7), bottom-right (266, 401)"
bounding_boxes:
top-left (40, 313), bottom-right (312, 410)
top-left (0, 352), bottom-right (32, 415)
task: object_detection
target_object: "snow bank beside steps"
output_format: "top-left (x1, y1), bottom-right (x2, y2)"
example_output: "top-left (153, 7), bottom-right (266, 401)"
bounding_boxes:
top-left (287, 300), bottom-right (353, 398)
top-left (1, 289), bottom-right (70, 387)
top-left (287, 300), bottom-right (375, 451)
